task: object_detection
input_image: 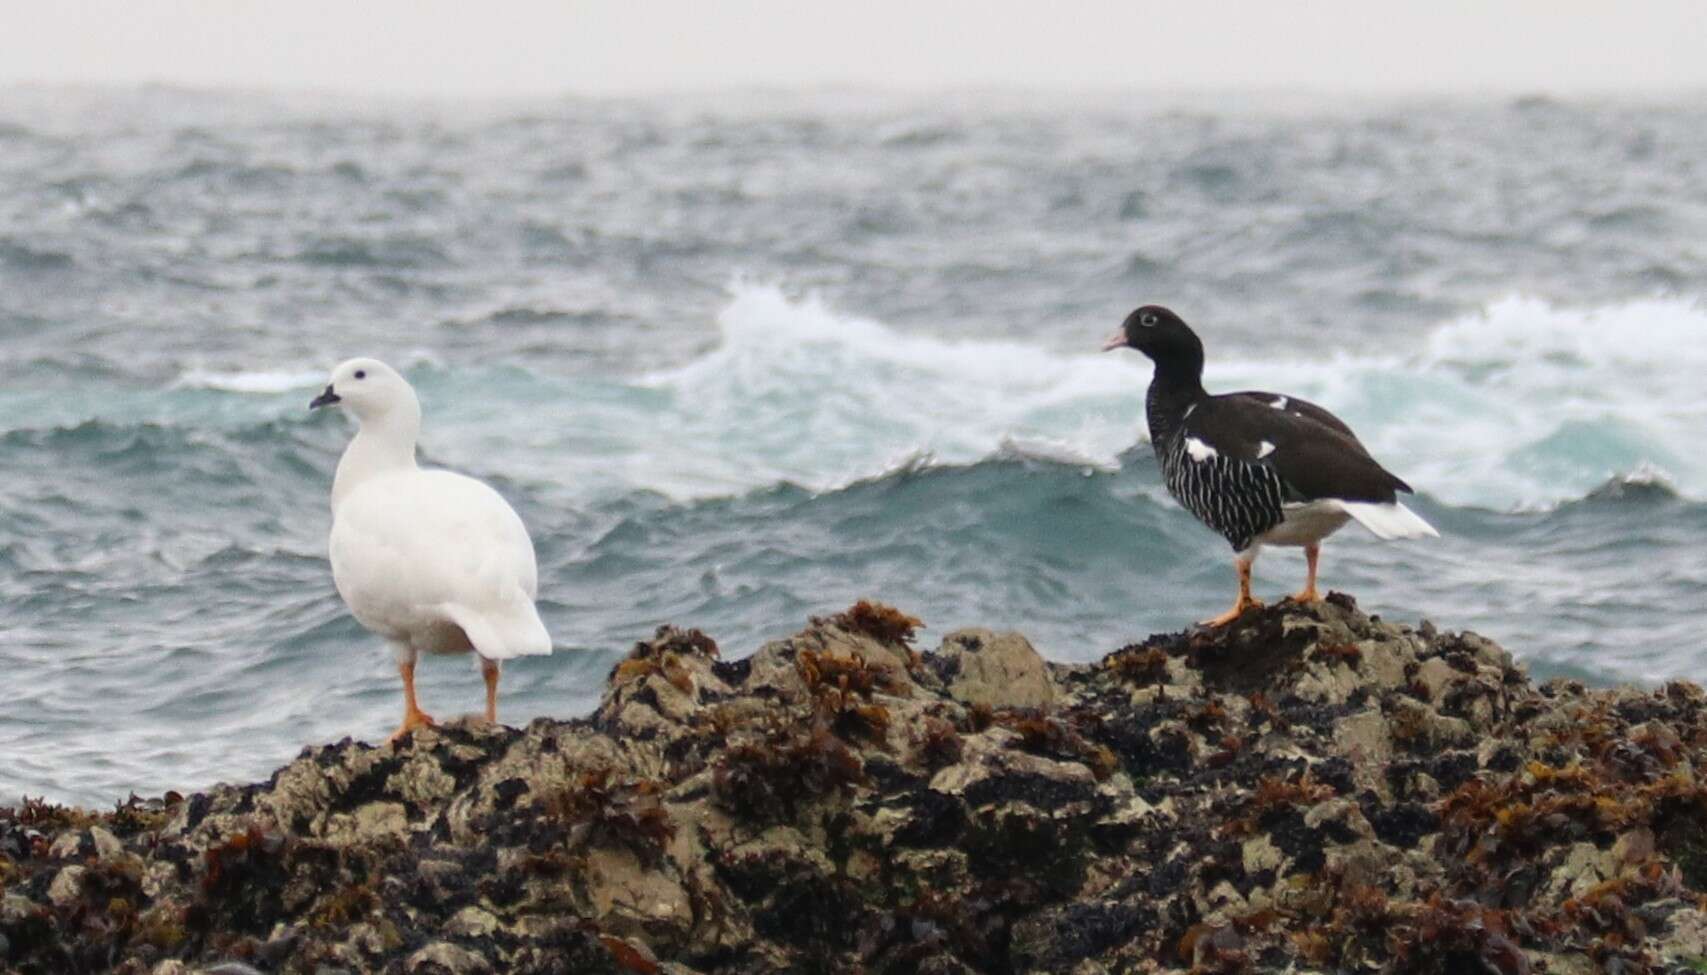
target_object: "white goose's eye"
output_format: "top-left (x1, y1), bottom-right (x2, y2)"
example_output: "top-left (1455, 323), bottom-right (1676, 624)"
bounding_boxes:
top-left (1140, 313), bottom-right (1158, 327)
top-left (354, 370), bottom-right (367, 380)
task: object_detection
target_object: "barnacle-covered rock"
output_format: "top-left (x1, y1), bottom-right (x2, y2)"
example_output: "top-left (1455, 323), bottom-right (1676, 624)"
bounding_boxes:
top-left (6, 597), bottom-right (1707, 973)
top-left (935, 628), bottom-right (1057, 709)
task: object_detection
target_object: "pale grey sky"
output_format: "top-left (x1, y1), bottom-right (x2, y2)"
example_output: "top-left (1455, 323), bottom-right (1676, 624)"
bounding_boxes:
top-left (4, 0), bottom-right (1705, 97)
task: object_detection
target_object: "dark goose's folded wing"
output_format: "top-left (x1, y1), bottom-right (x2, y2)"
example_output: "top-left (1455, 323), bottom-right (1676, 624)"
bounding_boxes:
top-left (1182, 393), bottom-right (1413, 504)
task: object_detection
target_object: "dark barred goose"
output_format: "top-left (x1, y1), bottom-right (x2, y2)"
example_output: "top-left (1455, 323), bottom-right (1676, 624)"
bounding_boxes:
top-left (1103, 305), bottom-right (1437, 626)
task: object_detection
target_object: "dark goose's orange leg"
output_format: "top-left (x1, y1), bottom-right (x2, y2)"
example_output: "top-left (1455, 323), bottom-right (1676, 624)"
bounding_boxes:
top-left (1291, 543), bottom-right (1322, 604)
top-left (1201, 552), bottom-right (1263, 627)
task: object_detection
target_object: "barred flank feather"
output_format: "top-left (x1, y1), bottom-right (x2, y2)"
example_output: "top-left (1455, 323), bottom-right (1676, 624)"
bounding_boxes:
top-left (1160, 434), bottom-right (1284, 552)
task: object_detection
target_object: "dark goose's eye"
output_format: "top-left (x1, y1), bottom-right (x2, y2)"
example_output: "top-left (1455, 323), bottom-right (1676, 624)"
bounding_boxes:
top-left (1140, 313), bottom-right (1157, 327)
top-left (355, 370), bottom-right (367, 379)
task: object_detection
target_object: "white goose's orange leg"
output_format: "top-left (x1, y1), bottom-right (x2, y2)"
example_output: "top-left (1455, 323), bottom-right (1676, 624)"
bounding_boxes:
top-left (480, 657), bottom-right (501, 725)
top-left (1291, 543), bottom-right (1322, 604)
top-left (1201, 551), bottom-right (1263, 627)
top-left (390, 657), bottom-right (436, 743)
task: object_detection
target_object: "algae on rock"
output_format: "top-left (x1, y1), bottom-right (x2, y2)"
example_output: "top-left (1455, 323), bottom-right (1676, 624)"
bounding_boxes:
top-left (5, 599), bottom-right (1707, 973)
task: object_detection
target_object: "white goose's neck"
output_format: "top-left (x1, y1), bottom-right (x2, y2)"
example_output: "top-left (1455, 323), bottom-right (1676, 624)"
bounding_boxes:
top-left (331, 398), bottom-right (421, 511)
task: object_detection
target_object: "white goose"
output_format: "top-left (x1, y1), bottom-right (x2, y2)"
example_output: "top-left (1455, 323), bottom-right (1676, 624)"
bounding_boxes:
top-left (311, 358), bottom-right (551, 741)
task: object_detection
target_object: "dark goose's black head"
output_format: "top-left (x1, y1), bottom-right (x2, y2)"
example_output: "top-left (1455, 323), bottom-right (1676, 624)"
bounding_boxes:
top-left (1102, 305), bottom-right (1205, 385)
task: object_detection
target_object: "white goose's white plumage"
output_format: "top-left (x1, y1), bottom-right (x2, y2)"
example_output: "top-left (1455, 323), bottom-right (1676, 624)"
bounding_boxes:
top-left (313, 358), bottom-right (550, 741)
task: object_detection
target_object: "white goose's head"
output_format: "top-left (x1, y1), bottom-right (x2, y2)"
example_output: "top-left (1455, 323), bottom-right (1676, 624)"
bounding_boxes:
top-left (309, 358), bottom-right (418, 427)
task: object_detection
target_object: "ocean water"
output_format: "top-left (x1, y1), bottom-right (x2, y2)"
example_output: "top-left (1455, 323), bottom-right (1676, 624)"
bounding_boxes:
top-left (3, 88), bottom-right (1707, 805)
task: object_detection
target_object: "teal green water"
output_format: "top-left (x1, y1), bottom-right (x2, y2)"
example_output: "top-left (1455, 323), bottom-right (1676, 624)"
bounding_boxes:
top-left (3, 89), bottom-right (1707, 804)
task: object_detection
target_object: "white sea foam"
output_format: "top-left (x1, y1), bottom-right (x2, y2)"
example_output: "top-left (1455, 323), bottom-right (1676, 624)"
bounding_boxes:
top-left (24, 286), bottom-right (1707, 513)
top-left (1613, 461), bottom-right (1678, 489)
top-left (596, 285), bottom-right (1705, 510)
top-left (621, 284), bottom-right (1143, 494)
top-left (1199, 295), bottom-right (1707, 510)
top-left (172, 368), bottom-right (325, 394)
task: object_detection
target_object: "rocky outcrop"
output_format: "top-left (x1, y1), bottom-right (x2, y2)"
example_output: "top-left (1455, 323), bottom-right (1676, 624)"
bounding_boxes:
top-left (7, 596), bottom-right (1707, 974)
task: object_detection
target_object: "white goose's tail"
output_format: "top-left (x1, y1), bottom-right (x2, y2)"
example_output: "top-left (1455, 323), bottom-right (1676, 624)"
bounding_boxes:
top-left (1337, 500), bottom-right (1440, 540)
top-left (442, 595), bottom-right (553, 660)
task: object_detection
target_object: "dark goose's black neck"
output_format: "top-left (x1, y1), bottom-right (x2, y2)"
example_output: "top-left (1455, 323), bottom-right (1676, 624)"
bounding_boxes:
top-left (1144, 353), bottom-right (1207, 453)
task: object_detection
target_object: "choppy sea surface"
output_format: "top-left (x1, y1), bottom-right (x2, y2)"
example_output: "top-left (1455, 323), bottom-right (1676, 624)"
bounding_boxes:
top-left (3, 87), bottom-right (1707, 805)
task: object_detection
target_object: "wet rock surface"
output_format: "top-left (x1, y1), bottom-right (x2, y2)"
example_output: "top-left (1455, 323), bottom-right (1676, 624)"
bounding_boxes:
top-left (7, 597), bottom-right (1707, 973)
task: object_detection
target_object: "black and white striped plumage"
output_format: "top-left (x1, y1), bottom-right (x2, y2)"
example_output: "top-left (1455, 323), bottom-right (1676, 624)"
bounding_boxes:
top-left (1105, 305), bottom-right (1437, 625)
top-left (1157, 424), bottom-right (1286, 553)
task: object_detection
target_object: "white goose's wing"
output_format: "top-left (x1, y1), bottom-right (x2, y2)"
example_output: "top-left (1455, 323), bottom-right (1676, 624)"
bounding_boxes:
top-left (330, 468), bottom-right (551, 657)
